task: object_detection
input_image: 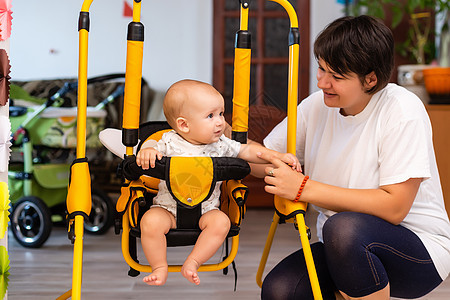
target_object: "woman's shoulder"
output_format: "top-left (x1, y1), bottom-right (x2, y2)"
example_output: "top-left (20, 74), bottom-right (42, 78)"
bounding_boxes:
top-left (379, 84), bottom-right (424, 106)
top-left (376, 84), bottom-right (427, 120)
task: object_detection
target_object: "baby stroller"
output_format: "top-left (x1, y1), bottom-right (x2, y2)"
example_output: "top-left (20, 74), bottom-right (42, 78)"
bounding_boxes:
top-left (8, 74), bottom-right (125, 248)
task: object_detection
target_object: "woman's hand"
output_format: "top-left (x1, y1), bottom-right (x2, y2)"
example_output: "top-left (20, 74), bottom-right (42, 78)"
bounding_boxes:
top-left (257, 151), bottom-right (305, 200)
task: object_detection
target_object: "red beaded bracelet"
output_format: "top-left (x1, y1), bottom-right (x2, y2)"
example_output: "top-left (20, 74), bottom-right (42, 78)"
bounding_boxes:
top-left (293, 176), bottom-right (309, 202)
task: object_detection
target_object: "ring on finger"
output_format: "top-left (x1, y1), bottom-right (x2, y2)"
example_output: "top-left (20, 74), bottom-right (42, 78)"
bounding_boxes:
top-left (268, 169), bottom-right (274, 176)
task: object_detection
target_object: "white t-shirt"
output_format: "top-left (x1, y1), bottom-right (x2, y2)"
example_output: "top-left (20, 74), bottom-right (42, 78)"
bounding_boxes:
top-left (142, 130), bottom-right (241, 218)
top-left (264, 83), bottom-right (450, 280)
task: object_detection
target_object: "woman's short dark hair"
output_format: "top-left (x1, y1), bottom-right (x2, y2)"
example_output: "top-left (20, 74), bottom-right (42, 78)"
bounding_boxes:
top-left (313, 15), bottom-right (394, 94)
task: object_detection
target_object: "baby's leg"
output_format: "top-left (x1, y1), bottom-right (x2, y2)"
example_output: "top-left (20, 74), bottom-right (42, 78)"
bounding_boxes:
top-left (140, 207), bottom-right (176, 286)
top-left (181, 209), bottom-right (231, 285)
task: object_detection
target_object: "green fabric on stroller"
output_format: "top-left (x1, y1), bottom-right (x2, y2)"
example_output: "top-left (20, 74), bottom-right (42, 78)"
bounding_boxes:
top-left (10, 104), bottom-right (106, 149)
top-left (10, 84), bottom-right (108, 149)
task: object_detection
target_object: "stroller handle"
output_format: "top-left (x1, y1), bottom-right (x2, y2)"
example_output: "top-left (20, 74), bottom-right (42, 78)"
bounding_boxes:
top-left (47, 73), bottom-right (127, 108)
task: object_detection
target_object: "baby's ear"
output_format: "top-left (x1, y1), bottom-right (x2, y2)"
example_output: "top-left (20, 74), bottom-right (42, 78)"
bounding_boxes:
top-left (176, 117), bottom-right (189, 133)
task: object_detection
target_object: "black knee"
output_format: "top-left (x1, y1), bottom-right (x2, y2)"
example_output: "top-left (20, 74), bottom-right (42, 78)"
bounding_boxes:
top-left (323, 212), bottom-right (367, 257)
top-left (261, 269), bottom-right (292, 300)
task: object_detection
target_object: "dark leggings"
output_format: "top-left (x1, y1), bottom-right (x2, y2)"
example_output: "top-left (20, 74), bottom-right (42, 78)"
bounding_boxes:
top-left (261, 212), bottom-right (442, 299)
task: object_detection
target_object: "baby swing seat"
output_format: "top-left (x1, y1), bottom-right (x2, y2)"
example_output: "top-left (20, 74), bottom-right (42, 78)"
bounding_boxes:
top-left (108, 121), bottom-right (250, 278)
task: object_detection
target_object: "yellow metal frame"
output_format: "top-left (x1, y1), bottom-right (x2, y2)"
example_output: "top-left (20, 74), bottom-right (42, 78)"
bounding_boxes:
top-left (117, 0), bottom-right (245, 276)
top-left (255, 1), bottom-right (323, 299)
top-left (58, 1), bottom-right (94, 299)
top-left (57, 3), bottom-right (251, 298)
top-left (123, 0), bottom-right (144, 157)
top-left (231, 2), bottom-right (251, 135)
top-left (59, 1), bottom-right (321, 299)
top-left (121, 211), bottom-right (240, 273)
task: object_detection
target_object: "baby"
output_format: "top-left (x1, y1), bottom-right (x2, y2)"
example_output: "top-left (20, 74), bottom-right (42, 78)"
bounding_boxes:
top-left (136, 79), bottom-right (300, 286)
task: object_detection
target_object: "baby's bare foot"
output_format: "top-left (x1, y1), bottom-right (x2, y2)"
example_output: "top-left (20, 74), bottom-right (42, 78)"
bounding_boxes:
top-left (181, 259), bottom-right (200, 285)
top-left (143, 266), bottom-right (168, 286)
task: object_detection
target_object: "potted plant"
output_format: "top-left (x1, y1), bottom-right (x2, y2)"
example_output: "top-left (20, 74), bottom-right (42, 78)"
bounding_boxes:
top-left (350, 0), bottom-right (450, 103)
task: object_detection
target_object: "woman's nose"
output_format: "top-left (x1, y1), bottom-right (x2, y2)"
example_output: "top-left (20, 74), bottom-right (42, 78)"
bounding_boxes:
top-left (317, 72), bottom-right (331, 89)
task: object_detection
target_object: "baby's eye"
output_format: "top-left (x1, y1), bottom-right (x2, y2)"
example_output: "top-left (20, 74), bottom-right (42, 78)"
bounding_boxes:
top-left (219, 111), bottom-right (224, 117)
top-left (207, 113), bottom-right (214, 118)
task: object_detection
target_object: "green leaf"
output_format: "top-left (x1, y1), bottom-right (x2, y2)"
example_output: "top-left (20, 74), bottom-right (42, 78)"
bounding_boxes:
top-left (0, 273), bottom-right (8, 300)
top-left (391, 7), bottom-right (404, 28)
top-left (372, 4), bottom-right (385, 19)
top-left (0, 247), bottom-right (10, 275)
top-left (0, 247), bottom-right (10, 299)
top-left (408, 0), bottom-right (421, 12)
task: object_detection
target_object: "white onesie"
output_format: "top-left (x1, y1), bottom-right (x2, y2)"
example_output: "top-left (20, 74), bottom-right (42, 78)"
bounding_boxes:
top-left (141, 130), bottom-right (241, 218)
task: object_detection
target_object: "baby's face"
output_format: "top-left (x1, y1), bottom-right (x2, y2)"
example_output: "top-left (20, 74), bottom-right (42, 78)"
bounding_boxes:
top-left (182, 91), bottom-right (225, 145)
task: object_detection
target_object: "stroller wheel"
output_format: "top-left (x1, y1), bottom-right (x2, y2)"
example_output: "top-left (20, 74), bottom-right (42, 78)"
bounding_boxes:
top-left (84, 189), bottom-right (114, 235)
top-left (11, 196), bottom-right (52, 248)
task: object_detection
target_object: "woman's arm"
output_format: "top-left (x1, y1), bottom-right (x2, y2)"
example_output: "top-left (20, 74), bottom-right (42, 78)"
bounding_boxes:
top-left (259, 152), bottom-right (421, 225)
top-left (238, 141), bottom-right (301, 172)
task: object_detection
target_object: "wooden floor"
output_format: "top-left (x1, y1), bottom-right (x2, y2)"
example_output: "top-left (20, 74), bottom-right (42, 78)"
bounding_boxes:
top-left (8, 208), bottom-right (450, 300)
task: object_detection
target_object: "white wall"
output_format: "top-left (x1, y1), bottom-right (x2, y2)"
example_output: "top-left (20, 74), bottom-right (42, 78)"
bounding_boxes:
top-left (10, 0), bottom-right (213, 92)
top-left (10, 0), bottom-right (344, 95)
top-left (309, 0), bottom-right (344, 93)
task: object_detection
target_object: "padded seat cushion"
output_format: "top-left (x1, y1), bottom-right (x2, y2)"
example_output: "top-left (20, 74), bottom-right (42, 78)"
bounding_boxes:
top-left (130, 225), bottom-right (240, 247)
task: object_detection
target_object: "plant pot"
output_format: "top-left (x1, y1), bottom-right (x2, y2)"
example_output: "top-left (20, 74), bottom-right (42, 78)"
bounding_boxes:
top-left (423, 67), bottom-right (450, 104)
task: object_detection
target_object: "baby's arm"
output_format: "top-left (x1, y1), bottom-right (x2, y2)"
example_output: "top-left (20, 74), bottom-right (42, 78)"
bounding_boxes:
top-left (238, 141), bottom-right (301, 172)
top-left (136, 147), bottom-right (163, 170)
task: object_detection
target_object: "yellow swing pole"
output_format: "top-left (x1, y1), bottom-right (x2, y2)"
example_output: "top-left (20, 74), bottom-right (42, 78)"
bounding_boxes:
top-left (256, 1), bottom-right (323, 299)
top-left (119, 0), bottom-right (145, 274)
top-left (231, 0), bottom-right (251, 145)
top-left (122, 0), bottom-right (144, 156)
top-left (59, 1), bottom-right (94, 299)
top-left (118, 0), bottom-right (242, 276)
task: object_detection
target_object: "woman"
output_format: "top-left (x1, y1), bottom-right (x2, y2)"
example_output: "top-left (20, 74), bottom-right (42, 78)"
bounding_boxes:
top-left (257, 15), bottom-right (450, 299)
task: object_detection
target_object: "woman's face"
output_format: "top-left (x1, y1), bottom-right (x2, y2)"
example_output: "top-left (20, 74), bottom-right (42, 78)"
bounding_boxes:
top-left (316, 59), bottom-right (376, 116)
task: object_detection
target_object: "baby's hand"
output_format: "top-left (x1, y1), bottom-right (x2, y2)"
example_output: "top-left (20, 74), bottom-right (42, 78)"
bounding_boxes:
top-left (279, 153), bottom-right (302, 172)
top-left (136, 147), bottom-right (163, 170)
